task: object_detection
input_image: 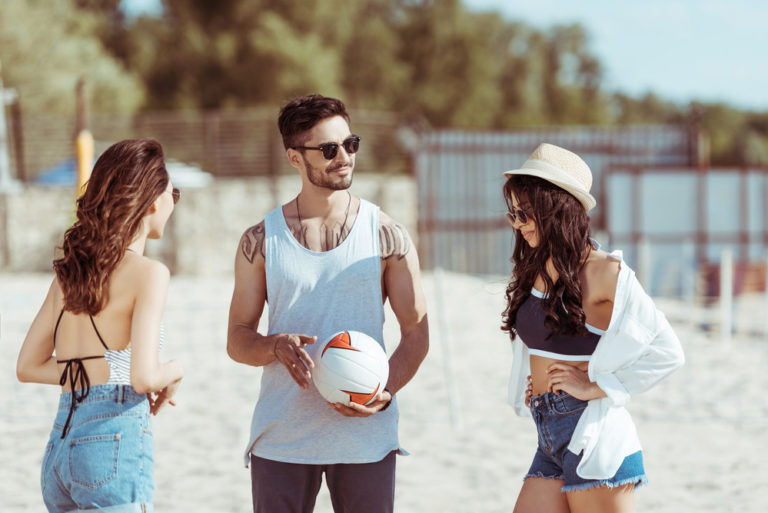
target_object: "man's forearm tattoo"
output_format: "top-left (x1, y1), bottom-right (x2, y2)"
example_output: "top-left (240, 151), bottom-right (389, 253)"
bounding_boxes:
top-left (379, 223), bottom-right (411, 260)
top-left (241, 223), bottom-right (265, 264)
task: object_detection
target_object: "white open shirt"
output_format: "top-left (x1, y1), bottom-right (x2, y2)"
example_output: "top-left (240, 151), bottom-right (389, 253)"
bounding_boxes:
top-left (508, 250), bottom-right (685, 479)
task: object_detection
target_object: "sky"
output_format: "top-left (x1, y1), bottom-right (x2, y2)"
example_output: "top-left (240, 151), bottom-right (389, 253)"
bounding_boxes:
top-left (121, 0), bottom-right (768, 111)
top-left (465, 0), bottom-right (768, 111)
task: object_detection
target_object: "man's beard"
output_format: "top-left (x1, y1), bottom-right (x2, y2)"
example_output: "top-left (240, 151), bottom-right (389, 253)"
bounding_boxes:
top-left (304, 158), bottom-right (354, 191)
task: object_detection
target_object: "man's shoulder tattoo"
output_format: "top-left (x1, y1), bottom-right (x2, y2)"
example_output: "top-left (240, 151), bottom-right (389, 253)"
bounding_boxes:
top-left (379, 222), bottom-right (411, 260)
top-left (241, 222), bottom-right (265, 264)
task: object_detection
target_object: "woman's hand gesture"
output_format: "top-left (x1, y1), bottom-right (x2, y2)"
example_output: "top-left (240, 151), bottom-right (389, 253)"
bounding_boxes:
top-left (546, 363), bottom-right (606, 401)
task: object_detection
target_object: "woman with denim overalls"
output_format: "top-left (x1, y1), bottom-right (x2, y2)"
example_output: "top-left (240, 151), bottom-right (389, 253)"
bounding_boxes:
top-left (17, 138), bottom-right (185, 513)
top-left (501, 143), bottom-right (684, 513)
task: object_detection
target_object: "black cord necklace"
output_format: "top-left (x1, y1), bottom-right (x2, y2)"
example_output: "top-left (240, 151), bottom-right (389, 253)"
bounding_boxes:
top-left (295, 190), bottom-right (352, 244)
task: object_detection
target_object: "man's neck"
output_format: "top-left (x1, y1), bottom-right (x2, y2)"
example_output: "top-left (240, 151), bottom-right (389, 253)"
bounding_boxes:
top-left (287, 190), bottom-right (356, 252)
top-left (295, 189), bottom-right (350, 220)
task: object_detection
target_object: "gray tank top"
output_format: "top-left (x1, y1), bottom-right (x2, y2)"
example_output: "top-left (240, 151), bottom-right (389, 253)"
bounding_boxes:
top-left (245, 198), bottom-right (400, 465)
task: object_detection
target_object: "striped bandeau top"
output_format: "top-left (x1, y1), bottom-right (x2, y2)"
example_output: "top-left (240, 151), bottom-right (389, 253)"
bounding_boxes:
top-left (54, 311), bottom-right (164, 437)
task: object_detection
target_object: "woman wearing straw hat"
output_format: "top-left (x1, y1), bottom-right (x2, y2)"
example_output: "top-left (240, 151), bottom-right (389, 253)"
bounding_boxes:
top-left (17, 138), bottom-right (184, 512)
top-left (501, 143), bottom-right (684, 512)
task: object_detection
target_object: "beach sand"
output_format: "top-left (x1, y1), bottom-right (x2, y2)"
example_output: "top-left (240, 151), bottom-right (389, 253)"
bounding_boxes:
top-left (1, 271), bottom-right (766, 512)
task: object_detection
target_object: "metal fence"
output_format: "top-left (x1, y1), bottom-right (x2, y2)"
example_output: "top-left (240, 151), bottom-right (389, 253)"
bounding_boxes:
top-left (604, 165), bottom-right (768, 297)
top-left (11, 113), bottom-right (718, 283)
top-left (10, 108), bottom-right (409, 181)
top-left (413, 125), bottom-right (696, 275)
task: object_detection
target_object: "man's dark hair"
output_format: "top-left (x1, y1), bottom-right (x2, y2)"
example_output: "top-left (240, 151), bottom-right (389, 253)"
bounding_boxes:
top-left (278, 94), bottom-right (350, 149)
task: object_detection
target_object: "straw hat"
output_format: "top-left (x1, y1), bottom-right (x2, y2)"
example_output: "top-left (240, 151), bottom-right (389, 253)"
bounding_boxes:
top-left (503, 143), bottom-right (596, 212)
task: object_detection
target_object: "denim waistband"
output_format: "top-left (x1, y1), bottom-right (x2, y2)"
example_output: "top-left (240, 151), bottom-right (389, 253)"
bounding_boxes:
top-left (57, 384), bottom-right (146, 411)
top-left (529, 391), bottom-right (587, 413)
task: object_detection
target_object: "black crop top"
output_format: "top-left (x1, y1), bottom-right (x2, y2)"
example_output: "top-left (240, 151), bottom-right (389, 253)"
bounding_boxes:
top-left (516, 288), bottom-right (603, 361)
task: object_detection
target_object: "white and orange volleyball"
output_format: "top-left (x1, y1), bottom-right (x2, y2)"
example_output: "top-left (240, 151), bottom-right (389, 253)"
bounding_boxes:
top-left (313, 330), bottom-right (389, 406)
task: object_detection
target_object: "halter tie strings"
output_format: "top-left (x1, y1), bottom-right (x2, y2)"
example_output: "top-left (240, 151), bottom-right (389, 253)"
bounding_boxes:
top-left (53, 311), bottom-right (110, 439)
top-left (57, 355), bottom-right (103, 438)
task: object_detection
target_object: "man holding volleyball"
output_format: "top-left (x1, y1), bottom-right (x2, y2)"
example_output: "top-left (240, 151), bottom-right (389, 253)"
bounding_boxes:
top-left (227, 94), bottom-right (429, 513)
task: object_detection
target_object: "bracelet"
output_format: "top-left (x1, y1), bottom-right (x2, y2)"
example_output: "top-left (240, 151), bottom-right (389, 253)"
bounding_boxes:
top-left (380, 388), bottom-right (393, 411)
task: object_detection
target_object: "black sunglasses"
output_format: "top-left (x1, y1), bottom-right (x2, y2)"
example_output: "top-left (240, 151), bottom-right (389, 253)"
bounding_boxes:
top-left (507, 208), bottom-right (530, 225)
top-left (293, 135), bottom-right (361, 160)
top-left (171, 187), bottom-right (180, 204)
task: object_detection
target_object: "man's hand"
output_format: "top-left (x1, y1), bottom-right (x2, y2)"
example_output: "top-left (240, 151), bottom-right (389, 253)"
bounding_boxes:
top-left (329, 389), bottom-right (393, 418)
top-left (274, 334), bottom-right (317, 389)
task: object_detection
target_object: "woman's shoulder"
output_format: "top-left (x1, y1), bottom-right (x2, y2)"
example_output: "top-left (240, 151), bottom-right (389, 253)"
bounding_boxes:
top-left (584, 249), bottom-right (621, 301)
top-left (46, 275), bottom-right (65, 311)
top-left (116, 253), bottom-right (170, 290)
top-left (121, 251), bottom-right (168, 271)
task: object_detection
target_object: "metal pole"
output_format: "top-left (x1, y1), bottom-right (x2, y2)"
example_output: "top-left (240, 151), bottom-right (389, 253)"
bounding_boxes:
top-left (720, 246), bottom-right (733, 346)
top-left (10, 98), bottom-right (24, 182)
top-left (683, 238), bottom-right (696, 330)
top-left (638, 237), bottom-right (651, 292)
top-left (764, 252), bottom-right (768, 341)
top-left (0, 60), bottom-right (21, 193)
top-left (75, 78), bottom-right (93, 197)
top-left (433, 267), bottom-right (463, 432)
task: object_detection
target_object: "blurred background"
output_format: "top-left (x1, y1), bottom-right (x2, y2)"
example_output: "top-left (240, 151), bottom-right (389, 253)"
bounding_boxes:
top-left (2, 0), bottom-right (768, 301)
top-left (2, 2), bottom-right (768, 512)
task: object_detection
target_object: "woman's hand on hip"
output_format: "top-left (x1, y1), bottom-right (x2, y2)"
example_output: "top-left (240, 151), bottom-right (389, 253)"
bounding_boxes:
top-left (525, 375), bottom-right (533, 407)
top-left (546, 363), bottom-right (605, 401)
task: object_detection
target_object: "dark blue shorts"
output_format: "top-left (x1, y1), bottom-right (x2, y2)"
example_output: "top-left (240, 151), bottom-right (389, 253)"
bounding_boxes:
top-left (250, 451), bottom-right (396, 513)
top-left (526, 391), bottom-right (647, 492)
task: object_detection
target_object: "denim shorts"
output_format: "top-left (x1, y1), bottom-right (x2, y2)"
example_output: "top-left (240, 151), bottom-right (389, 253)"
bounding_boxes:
top-left (526, 391), bottom-right (648, 492)
top-left (41, 385), bottom-right (154, 513)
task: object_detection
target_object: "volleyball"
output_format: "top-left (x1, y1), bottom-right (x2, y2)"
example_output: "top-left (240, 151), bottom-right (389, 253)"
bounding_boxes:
top-left (313, 330), bottom-right (389, 406)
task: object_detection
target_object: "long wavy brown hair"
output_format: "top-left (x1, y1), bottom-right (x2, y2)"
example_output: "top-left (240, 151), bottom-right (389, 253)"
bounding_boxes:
top-left (501, 174), bottom-right (593, 340)
top-left (53, 139), bottom-right (168, 315)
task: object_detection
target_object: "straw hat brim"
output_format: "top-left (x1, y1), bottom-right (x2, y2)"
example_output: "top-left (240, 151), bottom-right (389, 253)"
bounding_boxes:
top-left (503, 159), bottom-right (597, 212)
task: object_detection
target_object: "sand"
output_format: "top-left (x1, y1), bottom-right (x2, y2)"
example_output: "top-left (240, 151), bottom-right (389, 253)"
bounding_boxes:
top-left (1, 271), bottom-right (766, 512)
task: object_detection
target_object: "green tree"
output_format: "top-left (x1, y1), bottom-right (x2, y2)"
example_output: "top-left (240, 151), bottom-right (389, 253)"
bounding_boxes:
top-left (339, 1), bottom-right (409, 110)
top-left (0, 0), bottom-right (144, 114)
top-left (612, 92), bottom-right (684, 124)
top-left (74, 0), bottom-right (612, 130)
top-left (695, 102), bottom-right (748, 164)
top-left (116, 0), bottom-right (360, 109)
top-left (538, 24), bottom-right (606, 124)
top-left (741, 111), bottom-right (768, 165)
top-left (63, 0), bottom-right (768, 167)
top-left (392, 0), bottom-right (504, 127)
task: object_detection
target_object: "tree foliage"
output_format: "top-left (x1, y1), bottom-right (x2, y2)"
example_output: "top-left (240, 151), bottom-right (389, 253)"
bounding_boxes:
top-left (0, 0), bottom-right (144, 115)
top-left (3, 0), bottom-right (767, 165)
top-left (92, 0), bottom-right (612, 128)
